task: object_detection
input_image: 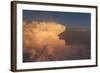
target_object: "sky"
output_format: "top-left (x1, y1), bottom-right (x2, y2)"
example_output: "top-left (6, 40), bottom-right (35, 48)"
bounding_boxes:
top-left (23, 10), bottom-right (91, 29)
top-left (23, 10), bottom-right (91, 62)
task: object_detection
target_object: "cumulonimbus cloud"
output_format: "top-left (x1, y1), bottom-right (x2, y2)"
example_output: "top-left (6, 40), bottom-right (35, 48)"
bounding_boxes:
top-left (23, 21), bottom-right (70, 61)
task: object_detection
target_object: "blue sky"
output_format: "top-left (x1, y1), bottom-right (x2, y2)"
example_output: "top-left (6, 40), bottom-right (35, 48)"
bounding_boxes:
top-left (23, 10), bottom-right (91, 29)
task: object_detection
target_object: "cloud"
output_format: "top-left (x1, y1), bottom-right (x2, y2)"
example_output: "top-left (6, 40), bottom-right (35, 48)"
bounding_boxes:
top-left (23, 21), bottom-right (70, 61)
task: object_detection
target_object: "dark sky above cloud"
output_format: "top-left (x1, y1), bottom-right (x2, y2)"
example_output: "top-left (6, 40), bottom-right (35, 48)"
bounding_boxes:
top-left (23, 10), bottom-right (91, 29)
